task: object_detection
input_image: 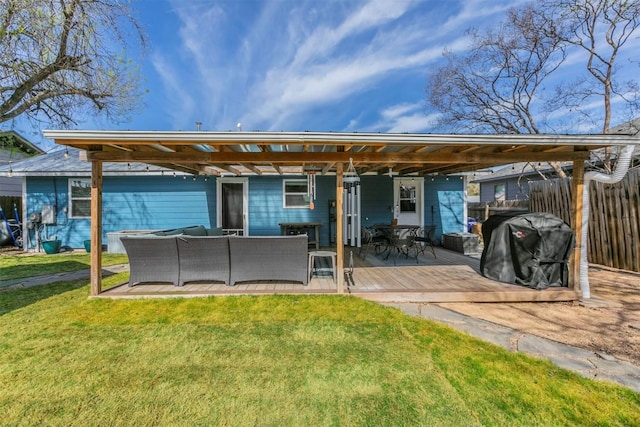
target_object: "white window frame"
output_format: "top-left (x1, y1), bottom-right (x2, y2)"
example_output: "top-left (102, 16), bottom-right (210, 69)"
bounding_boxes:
top-left (68, 178), bottom-right (91, 219)
top-left (282, 179), bottom-right (309, 209)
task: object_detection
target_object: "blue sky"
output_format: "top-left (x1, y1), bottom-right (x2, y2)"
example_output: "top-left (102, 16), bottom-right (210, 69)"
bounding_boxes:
top-left (135, 0), bottom-right (511, 134)
top-left (10, 0), bottom-right (640, 149)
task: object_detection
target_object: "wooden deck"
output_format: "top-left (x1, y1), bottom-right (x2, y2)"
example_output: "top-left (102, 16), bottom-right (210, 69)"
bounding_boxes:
top-left (99, 246), bottom-right (579, 303)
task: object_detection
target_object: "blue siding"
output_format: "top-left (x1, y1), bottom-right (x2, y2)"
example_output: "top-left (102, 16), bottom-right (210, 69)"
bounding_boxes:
top-left (24, 174), bottom-right (465, 249)
top-left (249, 175), bottom-right (394, 247)
top-left (248, 176), bottom-right (334, 246)
top-left (26, 176), bottom-right (216, 249)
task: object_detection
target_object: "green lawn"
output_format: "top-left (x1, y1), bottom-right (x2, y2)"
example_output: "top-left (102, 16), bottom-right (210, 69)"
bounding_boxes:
top-left (0, 270), bottom-right (638, 426)
top-left (0, 253), bottom-right (129, 282)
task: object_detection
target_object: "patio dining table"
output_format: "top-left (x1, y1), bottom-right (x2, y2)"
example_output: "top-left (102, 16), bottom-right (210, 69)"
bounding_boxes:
top-left (373, 224), bottom-right (421, 264)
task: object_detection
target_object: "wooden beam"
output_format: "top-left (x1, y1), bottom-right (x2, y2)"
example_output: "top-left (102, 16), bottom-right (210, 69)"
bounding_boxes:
top-left (570, 155), bottom-right (586, 292)
top-left (336, 163), bottom-right (344, 294)
top-left (86, 150), bottom-right (590, 164)
top-left (242, 163), bottom-right (263, 175)
top-left (90, 160), bottom-right (103, 296)
top-left (322, 162), bottom-right (335, 175)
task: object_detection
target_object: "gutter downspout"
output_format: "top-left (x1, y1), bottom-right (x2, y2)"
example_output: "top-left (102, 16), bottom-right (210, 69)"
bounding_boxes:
top-left (580, 143), bottom-right (636, 299)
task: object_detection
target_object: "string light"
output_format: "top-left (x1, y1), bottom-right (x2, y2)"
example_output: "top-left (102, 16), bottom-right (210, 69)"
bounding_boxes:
top-left (127, 163), bottom-right (131, 170)
top-left (7, 161), bottom-right (12, 178)
top-left (64, 148), bottom-right (69, 159)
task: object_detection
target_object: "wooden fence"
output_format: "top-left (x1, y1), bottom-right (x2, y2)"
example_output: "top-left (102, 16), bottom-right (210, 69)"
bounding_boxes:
top-left (529, 169), bottom-right (640, 273)
top-left (468, 200), bottom-right (529, 221)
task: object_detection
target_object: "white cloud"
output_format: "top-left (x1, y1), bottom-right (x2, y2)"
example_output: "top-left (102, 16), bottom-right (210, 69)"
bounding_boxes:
top-left (150, 0), bottom-right (564, 132)
top-left (369, 102), bottom-right (438, 133)
top-left (150, 54), bottom-right (196, 128)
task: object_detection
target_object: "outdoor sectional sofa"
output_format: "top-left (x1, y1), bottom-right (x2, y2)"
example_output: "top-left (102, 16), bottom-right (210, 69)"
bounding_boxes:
top-left (120, 234), bottom-right (309, 287)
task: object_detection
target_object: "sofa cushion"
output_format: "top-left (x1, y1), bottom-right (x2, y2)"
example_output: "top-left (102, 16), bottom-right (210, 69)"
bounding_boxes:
top-left (206, 227), bottom-right (224, 236)
top-left (182, 225), bottom-right (207, 236)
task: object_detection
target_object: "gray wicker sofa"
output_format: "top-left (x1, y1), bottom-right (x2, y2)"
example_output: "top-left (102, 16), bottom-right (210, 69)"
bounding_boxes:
top-left (121, 234), bottom-right (308, 287)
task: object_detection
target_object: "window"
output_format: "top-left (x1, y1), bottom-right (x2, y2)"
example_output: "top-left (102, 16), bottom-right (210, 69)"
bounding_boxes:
top-left (283, 179), bottom-right (309, 208)
top-left (399, 184), bottom-right (416, 212)
top-left (494, 183), bottom-right (506, 201)
top-left (69, 179), bottom-right (91, 218)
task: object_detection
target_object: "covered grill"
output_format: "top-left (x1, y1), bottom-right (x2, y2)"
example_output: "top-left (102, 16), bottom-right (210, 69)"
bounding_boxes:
top-left (480, 213), bottom-right (575, 289)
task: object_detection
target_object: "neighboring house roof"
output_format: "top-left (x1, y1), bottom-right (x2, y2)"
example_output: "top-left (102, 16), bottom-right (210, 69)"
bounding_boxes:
top-left (0, 130), bottom-right (45, 160)
top-left (472, 118), bottom-right (640, 184)
top-left (472, 162), bottom-right (560, 183)
top-left (0, 147), bottom-right (177, 177)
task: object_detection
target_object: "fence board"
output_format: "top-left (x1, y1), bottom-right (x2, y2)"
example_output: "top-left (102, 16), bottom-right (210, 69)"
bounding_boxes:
top-left (528, 169), bottom-right (640, 273)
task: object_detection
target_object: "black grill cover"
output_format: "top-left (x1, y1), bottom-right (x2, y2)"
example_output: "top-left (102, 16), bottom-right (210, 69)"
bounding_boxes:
top-left (480, 213), bottom-right (574, 289)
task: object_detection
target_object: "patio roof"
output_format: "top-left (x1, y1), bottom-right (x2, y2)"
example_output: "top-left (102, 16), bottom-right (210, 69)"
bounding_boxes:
top-left (42, 130), bottom-right (640, 177)
top-left (40, 129), bottom-right (640, 297)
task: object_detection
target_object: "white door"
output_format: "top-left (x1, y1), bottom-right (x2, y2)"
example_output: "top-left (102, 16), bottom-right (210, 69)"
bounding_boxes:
top-left (217, 178), bottom-right (248, 235)
top-left (393, 178), bottom-right (424, 228)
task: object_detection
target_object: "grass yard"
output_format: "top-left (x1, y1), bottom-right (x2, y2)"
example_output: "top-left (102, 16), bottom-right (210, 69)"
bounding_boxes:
top-left (0, 271), bottom-right (638, 426)
top-left (0, 253), bottom-right (129, 282)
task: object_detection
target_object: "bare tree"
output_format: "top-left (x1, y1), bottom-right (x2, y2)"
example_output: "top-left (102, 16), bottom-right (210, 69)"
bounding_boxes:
top-left (426, 5), bottom-right (570, 176)
top-left (543, 0), bottom-right (640, 169)
top-left (0, 0), bottom-right (146, 128)
top-left (427, 5), bottom-right (566, 134)
top-left (546, 0), bottom-right (640, 133)
top-left (426, 0), bottom-right (640, 175)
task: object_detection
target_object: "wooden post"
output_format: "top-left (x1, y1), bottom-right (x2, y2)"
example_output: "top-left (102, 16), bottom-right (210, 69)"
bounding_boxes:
top-left (570, 156), bottom-right (585, 291)
top-left (90, 160), bottom-right (103, 296)
top-left (336, 163), bottom-right (344, 294)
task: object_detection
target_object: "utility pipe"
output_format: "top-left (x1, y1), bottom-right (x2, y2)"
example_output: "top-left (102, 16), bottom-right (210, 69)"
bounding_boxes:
top-left (580, 144), bottom-right (636, 299)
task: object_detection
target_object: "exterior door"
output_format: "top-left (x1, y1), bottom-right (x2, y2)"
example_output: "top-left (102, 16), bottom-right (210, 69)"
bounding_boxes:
top-left (217, 178), bottom-right (248, 235)
top-left (393, 178), bottom-right (424, 228)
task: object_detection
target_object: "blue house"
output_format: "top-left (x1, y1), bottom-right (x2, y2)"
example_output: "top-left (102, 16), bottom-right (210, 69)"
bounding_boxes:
top-left (2, 144), bottom-right (467, 251)
top-left (3, 129), bottom-right (636, 296)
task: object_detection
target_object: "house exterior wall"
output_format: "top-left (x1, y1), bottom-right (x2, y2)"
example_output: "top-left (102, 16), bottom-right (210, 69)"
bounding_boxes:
top-left (25, 176), bottom-right (216, 249)
top-left (1, 148), bottom-right (33, 197)
top-left (425, 176), bottom-right (466, 236)
top-left (23, 174), bottom-right (465, 249)
top-left (0, 177), bottom-right (22, 196)
top-left (478, 177), bottom-right (532, 203)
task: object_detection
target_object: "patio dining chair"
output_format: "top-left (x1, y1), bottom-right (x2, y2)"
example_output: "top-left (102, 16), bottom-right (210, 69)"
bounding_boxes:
top-left (359, 226), bottom-right (387, 259)
top-left (413, 225), bottom-right (437, 259)
top-left (382, 227), bottom-right (419, 265)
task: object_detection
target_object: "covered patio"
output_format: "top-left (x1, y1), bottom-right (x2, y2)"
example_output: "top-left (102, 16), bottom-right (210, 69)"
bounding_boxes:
top-left (42, 130), bottom-right (639, 301)
top-left (99, 245), bottom-right (579, 303)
